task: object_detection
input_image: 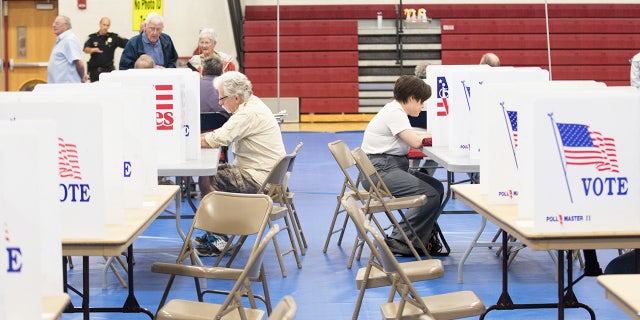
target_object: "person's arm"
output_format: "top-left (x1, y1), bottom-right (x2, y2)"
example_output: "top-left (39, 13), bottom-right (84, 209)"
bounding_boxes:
top-left (83, 37), bottom-right (97, 54)
top-left (397, 128), bottom-right (431, 149)
top-left (200, 132), bottom-right (212, 148)
top-left (161, 34), bottom-right (178, 68)
top-left (83, 47), bottom-right (102, 54)
top-left (74, 59), bottom-right (88, 83)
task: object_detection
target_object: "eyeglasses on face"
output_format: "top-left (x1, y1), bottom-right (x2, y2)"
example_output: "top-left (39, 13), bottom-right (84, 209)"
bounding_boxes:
top-left (219, 95), bottom-right (229, 102)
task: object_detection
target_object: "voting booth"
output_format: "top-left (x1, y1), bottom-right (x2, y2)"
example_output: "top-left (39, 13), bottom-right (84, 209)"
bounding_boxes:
top-left (0, 120), bottom-right (61, 320)
top-left (0, 96), bottom-right (111, 238)
top-left (424, 64), bottom-right (489, 149)
top-left (101, 68), bottom-right (201, 165)
top-left (33, 83), bottom-right (157, 203)
top-left (480, 81), bottom-right (607, 204)
top-left (516, 88), bottom-right (640, 232)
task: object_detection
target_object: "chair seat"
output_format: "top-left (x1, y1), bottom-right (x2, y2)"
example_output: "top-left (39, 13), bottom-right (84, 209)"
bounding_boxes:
top-left (270, 205), bottom-right (289, 220)
top-left (356, 259), bottom-right (444, 289)
top-left (156, 299), bottom-right (266, 320)
top-left (151, 262), bottom-right (242, 281)
top-left (367, 194), bottom-right (426, 213)
top-left (380, 290), bottom-right (486, 320)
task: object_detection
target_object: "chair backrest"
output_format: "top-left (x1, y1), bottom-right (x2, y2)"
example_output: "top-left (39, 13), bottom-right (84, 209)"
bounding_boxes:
top-left (200, 112), bottom-right (229, 132)
top-left (364, 222), bottom-right (431, 315)
top-left (215, 225), bottom-right (281, 319)
top-left (351, 147), bottom-right (393, 198)
top-left (181, 191), bottom-right (272, 264)
top-left (341, 194), bottom-right (383, 263)
top-left (260, 154), bottom-right (292, 204)
top-left (268, 295), bottom-right (297, 320)
top-left (193, 191), bottom-right (272, 237)
top-left (284, 142), bottom-right (303, 190)
top-left (328, 140), bottom-right (367, 201)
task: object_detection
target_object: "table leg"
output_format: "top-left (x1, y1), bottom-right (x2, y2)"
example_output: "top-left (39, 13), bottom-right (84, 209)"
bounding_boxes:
top-left (83, 256), bottom-right (90, 320)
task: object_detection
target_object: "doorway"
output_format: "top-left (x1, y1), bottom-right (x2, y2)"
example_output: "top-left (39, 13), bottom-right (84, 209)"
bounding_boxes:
top-left (1, 0), bottom-right (58, 91)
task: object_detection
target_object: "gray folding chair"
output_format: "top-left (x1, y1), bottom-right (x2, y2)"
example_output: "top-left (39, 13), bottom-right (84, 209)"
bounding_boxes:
top-left (342, 194), bottom-right (444, 320)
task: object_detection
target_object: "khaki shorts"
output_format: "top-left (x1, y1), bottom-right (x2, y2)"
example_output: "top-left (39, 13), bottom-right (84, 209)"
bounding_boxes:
top-left (208, 164), bottom-right (261, 194)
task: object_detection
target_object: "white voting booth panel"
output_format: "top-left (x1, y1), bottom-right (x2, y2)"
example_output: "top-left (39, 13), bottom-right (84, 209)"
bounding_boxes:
top-left (0, 97), bottom-right (109, 238)
top-left (0, 120), bottom-right (60, 320)
top-left (33, 83), bottom-right (157, 205)
top-left (518, 89), bottom-right (640, 233)
top-left (101, 68), bottom-right (201, 165)
top-left (469, 67), bottom-right (549, 160)
top-left (480, 81), bottom-right (607, 204)
top-left (424, 64), bottom-right (489, 149)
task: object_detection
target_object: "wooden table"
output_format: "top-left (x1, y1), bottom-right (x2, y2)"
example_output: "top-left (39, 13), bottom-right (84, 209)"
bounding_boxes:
top-left (62, 185), bottom-right (180, 320)
top-left (598, 274), bottom-right (640, 320)
top-left (452, 184), bottom-right (640, 320)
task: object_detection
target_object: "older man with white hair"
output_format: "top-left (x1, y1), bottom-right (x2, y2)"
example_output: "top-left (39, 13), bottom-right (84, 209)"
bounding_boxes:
top-left (118, 12), bottom-right (178, 70)
top-left (48, 15), bottom-right (87, 83)
top-left (196, 71), bottom-right (286, 256)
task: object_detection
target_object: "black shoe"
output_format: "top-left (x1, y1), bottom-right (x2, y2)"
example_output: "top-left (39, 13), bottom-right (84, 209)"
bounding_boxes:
top-left (584, 264), bottom-right (603, 277)
top-left (384, 237), bottom-right (414, 257)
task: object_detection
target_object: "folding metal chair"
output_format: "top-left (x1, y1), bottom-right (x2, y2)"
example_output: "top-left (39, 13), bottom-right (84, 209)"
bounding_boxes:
top-left (342, 194), bottom-right (444, 320)
top-left (151, 191), bottom-right (276, 317)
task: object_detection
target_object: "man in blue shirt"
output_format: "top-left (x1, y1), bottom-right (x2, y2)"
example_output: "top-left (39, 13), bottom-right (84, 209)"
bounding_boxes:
top-left (119, 12), bottom-right (178, 70)
top-left (48, 15), bottom-right (87, 83)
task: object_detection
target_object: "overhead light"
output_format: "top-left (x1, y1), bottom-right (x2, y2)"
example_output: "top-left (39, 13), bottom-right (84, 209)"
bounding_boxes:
top-left (36, 3), bottom-right (54, 10)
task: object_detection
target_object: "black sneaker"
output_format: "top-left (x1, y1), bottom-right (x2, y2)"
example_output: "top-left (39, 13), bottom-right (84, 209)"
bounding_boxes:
top-left (384, 237), bottom-right (414, 257)
top-left (195, 244), bottom-right (222, 257)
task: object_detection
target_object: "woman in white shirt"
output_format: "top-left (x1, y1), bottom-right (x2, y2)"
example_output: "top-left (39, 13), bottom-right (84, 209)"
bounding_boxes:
top-left (361, 75), bottom-right (444, 257)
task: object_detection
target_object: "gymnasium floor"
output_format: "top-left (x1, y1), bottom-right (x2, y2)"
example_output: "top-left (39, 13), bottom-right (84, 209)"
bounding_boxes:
top-left (61, 129), bottom-right (628, 320)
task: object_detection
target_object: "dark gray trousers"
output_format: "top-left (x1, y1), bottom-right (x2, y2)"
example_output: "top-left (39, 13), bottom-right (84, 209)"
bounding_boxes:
top-left (364, 154), bottom-right (444, 247)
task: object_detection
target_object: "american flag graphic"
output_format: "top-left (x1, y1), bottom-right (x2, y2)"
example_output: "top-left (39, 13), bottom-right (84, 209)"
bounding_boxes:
top-left (436, 76), bottom-right (449, 116)
top-left (155, 84), bottom-right (174, 110)
top-left (506, 110), bottom-right (518, 148)
top-left (556, 123), bottom-right (619, 173)
top-left (58, 137), bottom-right (82, 179)
top-left (155, 84), bottom-right (174, 131)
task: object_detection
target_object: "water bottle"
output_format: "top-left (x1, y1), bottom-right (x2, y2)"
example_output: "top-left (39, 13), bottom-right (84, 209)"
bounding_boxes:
top-left (377, 12), bottom-right (383, 28)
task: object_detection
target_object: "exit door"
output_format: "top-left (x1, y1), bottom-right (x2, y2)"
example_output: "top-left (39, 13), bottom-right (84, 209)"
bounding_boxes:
top-left (1, 0), bottom-right (58, 91)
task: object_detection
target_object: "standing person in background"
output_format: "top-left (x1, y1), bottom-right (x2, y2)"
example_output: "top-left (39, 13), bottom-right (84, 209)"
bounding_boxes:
top-left (48, 15), bottom-right (87, 83)
top-left (414, 61), bottom-right (430, 79)
top-left (188, 28), bottom-right (235, 74)
top-left (119, 12), bottom-right (178, 70)
top-left (196, 71), bottom-right (285, 256)
top-left (630, 52), bottom-right (640, 88)
top-left (479, 52), bottom-right (501, 67)
top-left (361, 75), bottom-right (444, 257)
top-left (83, 17), bottom-right (128, 82)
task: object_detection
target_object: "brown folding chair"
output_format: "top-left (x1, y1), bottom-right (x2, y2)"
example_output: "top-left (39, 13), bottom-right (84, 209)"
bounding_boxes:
top-left (268, 295), bottom-right (297, 320)
top-left (154, 225), bottom-right (280, 320)
top-left (342, 194), bottom-right (444, 320)
top-left (323, 140), bottom-right (370, 255)
top-left (366, 222), bottom-right (486, 319)
top-left (151, 191), bottom-right (275, 317)
top-left (282, 142), bottom-right (307, 255)
top-left (350, 147), bottom-right (431, 261)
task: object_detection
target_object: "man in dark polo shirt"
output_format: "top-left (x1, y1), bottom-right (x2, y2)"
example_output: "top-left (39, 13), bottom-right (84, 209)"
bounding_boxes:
top-left (83, 17), bottom-right (128, 82)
